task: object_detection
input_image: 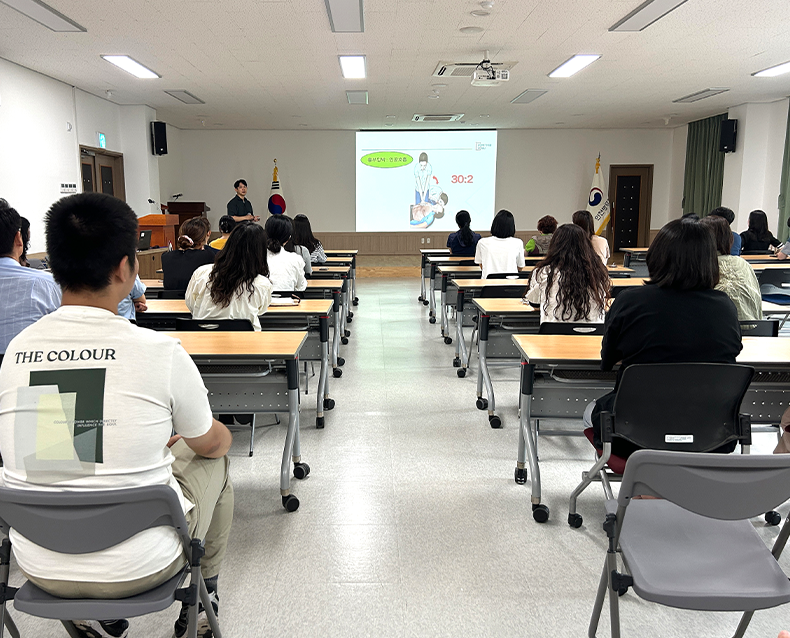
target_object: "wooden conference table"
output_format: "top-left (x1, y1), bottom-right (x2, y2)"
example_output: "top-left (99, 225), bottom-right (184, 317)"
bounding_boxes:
top-left (511, 334), bottom-right (790, 523)
top-left (165, 331), bottom-right (308, 511)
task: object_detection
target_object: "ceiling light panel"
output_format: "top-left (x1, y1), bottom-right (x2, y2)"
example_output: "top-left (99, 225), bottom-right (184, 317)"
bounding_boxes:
top-left (339, 55), bottom-right (366, 79)
top-left (165, 90), bottom-right (205, 105)
top-left (102, 55), bottom-right (160, 79)
top-left (346, 90), bottom-right (368, 104)
top-left (609, 0), bottom-right (689, 32)
top-left (548, 54), bottom-right (600, 78)
top-left (325, 0), bottom-right (363, 32)
top-left (1, 0), bottom-right (85, 31)
top-left (672, 87), bottom-right (729, 103)
top-left (753, 61), bottom-right (790, 77)
top-left (510, 89), bottom-right (548, 104)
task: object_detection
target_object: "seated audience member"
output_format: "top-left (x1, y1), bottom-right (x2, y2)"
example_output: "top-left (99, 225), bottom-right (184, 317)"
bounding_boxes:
top-left (19, 216), bottom-right (30, 267)
top-left (265, 215), bottom-right (307, 291)
top-left (186, 223), bottom-right (273, 330)
top-left (681, 212), bottom-right (700, 221)
top-left (283, 215), bottom-right (312, 276)
top-left (117, 275), bottom-right (147, 321)
top-left (0, 199), bottom-right (61, 357)
top-left (525, 215), bottom-right (558, 256)
top-left (209, 215), bottom-right (236, 250)
top-left (709, 206), bottom-right (741, 255)
top-left (740, 209), bottom-right (780, 253)
top-left (700, 215), bottom-right (762, 321)
top-left (571, 209), bottom-right (610, 265)
top-left (0, 192), bottom-right (233, 638)
top-left (776, 218), bottom-right (790, 261)
top-left (586, 219), bottom-right (742, 459)
top-left (446, 210), bottom-right (482, 257)
top-left (526, 224), bottom-right (609, 324)
top-left (161, 217), bottom-right (217, 290)
top-left (474, 209), bottom-right (526, 279)
top-left (292, 214), bottom-right (327, 264)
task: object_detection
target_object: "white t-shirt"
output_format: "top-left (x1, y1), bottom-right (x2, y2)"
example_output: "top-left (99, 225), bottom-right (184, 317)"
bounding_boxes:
top-left (0, 306), bottom-right (213, 583)
top-left (591, 235), bottom-right (610, 265)
top-left (526, 266), bottom-right (606, 324)
top-left (267, 249), bottom-right (308, 291)
top-left (474, 236), bottom-right (526, 279)
top-left (186, 264), bottom-right (273, 331)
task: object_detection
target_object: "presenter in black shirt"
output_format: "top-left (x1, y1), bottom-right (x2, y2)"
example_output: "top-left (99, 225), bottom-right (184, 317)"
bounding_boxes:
top-left (227, 179), bottom-right (260, 223)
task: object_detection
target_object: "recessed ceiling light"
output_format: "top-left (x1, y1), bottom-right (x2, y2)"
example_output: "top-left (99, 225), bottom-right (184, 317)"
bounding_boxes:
top-left (324, 0), bottom-right (364, 32)
top-left (459, 26), bottom-right (484, 34)
top-left (346, 90), bottom-right (369, 104)
top-left (672, 87), bottom-right (729, 103)
top-left (339, 55), bottom-right (366, 79)
top-left (510, 89), bottom-right (547, 104)
top-left (0, 0), bottom-right (85, 32)
top-left (480, 114), bottom-right (490, 118)
top-left (427, 95), bottom-right (440, 99)
top-left (384, 123), bottom-right (394, 127)
top-left (432, 83), bottom-right (448, 90)
top-left (548, 55), bottom-right (600, 78)
top-left (610, 0), bottom-right (689, 32)
top-left (470, 10), bottom-right (490, 16)
top-left (165, 90), bottom-right (204, 105)
top-left (101, 55), bottom-right (160, 79)
top-left (753, 61), bottom-right (790, 77)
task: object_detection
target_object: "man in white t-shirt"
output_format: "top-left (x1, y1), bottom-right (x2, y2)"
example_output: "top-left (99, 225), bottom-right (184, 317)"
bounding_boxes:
top-left (0, 192), bottom-right (233, 638)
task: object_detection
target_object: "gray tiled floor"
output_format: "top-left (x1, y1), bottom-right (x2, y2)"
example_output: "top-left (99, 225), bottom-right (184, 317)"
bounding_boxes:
top-left (8, 278), bottom-right (790, 637)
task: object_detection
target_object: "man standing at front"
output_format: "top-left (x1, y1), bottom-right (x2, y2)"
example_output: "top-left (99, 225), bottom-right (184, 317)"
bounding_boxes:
top-left (227, 179), bottom-right (259, 223)
top-left (0, 192), bottom-right (234, 638)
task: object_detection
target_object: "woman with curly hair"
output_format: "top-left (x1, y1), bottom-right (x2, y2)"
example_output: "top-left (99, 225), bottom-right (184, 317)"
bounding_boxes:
top-left (525, 223), bottom-right (609, 324)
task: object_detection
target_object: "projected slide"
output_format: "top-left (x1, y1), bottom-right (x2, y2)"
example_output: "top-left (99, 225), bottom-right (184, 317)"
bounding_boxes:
top-left (356, 131), bottom-right (497, 232)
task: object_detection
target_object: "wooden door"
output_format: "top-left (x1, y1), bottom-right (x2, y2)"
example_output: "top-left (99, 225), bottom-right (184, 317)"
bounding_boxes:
top-left (81, 154), bottom-right (96, 192)
top-left (79, 146), bottom-right (126, 201)
top-left (607, 165), bottom-right (653, 250)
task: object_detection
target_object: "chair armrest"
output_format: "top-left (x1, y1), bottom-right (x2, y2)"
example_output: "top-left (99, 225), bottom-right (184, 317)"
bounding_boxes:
top-left (600, 411), bottom-right (614, 444)
top-left (739, 413), bottom-right (752, 447)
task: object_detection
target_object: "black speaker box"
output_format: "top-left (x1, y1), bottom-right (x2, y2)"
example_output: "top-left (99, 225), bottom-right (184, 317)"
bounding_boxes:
top-left (151, 121), bottom-right (167, 156)
top-left (720, 119), bottom-right (737, 153)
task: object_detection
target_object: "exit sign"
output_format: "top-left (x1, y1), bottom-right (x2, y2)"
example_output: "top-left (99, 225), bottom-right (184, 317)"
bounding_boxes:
top-left (97, 132), bottom-right (106, 149)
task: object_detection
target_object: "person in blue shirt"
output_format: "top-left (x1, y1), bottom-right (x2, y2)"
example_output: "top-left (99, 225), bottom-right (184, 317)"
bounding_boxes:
top-left (446, 210), bottom-right (481, 256)
top-left (0, 199), bottom-right (61, 357)
top-left (709, 206), bottom-right (741, 255)
top-left (117, 275), bottom-right (147, 321)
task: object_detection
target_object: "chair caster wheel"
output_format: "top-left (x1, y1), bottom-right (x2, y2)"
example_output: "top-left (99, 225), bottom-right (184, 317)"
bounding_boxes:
top-left (532, 504), bottom-right (549, 523)
top-left (418, 296), bottom-right (424, 302)
top-left (423, 301), bottom-right (429, 306)
top-left (344, 330), bottom-right (351, 337)
top-left (429, 317), bottom-right (436, 324)
top-left (618, 586), bottom-right (629, 597)
top-left (453, 357), bottom-right (461, 367)
top-left (444, 336), bottom-right (453, 345)
top-left (316, 417), bottom-right (325, 429)
top-left (457, 368), bottom-right (466, 378)
top-left (765, 510), bottom-right (782, 526)
top-left (333, 368), bottom-right (343, 378)
top-left (568, 513), bottom-right (583, 528)
top-left (293, 462), bottom-right (311, 480)
top-left (489, 415), bottom-right (502, 429)
top-left (249, 451), bottom-right (253, 457)
top-left (347, 317), bottom-right (353, 324)
top-left (476, 398), bottom-right (488, 410)
top-left (338, 357), bottom-right (345, 366)
top-left (354, 297), bottom-right (359, 304)
top-left (514, 467), bottom-right (527, 485)
top-left (341, 337), bottom-right (349, 345)
top-left (282, 494), bottom-right (300, 512)
top-left (323, 398), bottom-right (335, 410)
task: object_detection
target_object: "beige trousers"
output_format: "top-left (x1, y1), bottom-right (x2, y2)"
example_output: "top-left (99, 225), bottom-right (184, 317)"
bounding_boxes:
top-left (23, 439), bottom-right (234, 599)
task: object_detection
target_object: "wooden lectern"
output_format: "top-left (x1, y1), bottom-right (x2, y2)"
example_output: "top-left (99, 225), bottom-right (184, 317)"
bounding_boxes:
top-left (138, 214), bottom-right (180, 248)
top-left (167, 201), bottom-right (210, 227)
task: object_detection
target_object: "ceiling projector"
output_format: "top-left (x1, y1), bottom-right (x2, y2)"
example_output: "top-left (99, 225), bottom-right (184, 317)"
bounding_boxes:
top-left (471, 57), bottom-right (510, 86)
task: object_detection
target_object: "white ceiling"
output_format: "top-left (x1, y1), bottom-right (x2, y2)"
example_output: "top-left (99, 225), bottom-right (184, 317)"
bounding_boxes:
top-left (2, 0), bottom-right (790, 131)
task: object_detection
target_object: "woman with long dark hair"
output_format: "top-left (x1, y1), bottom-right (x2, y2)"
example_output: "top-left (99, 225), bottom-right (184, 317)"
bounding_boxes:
top-left (525, 224), bottom-right (609, 323)
top-left (265, 215), bottom-right (307, 291)
top-left (292, 214), bottom-right (327, 263)
top-left (571, 209), bottom-right (610, 265)
top-left (740, 209), bottom-right (780, 252)
top-left (185, 223), bottom-right (273, 330)
top-left (446, 210), bottom-right (481, 256)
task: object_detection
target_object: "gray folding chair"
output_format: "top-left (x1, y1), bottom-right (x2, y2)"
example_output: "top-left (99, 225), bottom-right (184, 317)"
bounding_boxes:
top-left (0, 485), bottom-right (221, 638)
top-left (589, 450), bottom-right (790, 638)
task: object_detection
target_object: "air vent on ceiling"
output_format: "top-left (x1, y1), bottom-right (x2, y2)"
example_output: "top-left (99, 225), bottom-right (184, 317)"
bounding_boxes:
top-left (412, 114), bottom-right (465, 122)
top-left (433, 61), bottom-right (517, 78)
top-left (672, 87), bottom-right (730, 103)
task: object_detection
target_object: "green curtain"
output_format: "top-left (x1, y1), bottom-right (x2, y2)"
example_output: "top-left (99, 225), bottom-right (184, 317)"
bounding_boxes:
top-left (777, 101), bottom-right (790, 241)
top-left (682, 113), bottom-right (727, 217)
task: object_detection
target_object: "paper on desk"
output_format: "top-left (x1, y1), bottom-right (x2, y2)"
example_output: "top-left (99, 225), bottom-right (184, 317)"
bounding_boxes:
top-left (269, 298), bottom-right (299, 306)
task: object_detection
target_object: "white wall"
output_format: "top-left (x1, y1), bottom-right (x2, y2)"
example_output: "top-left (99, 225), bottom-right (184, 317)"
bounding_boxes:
top-left (171, 127), bottom-right (679, 232)
top-left (668, 124), bottom-right (688, 221)
top-left (74, 89), bottom-right (121, 152)
top-left (119, 105), bottom-right (160, 218)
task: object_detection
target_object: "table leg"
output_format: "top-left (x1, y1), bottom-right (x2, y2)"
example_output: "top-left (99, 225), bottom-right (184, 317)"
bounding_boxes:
top-left (419, 255), bottom-right (426, 302)
top-left (351, 256), bottom-right (358, 305)
top-left (516, 363), bottom-right (548, 522)
top-left (340, 278), bottom-right (349, 338)
top-left (281, 359), bottom-right (307, 512)
top-left (477, 315), bottom-right (500, 428)
top-left (428, 265), bottom-right (437, 320)
top-left (332, 290), bottom-right (343, 376)
top-left (623, 252), bottom-right (631, 268)
top-left (316, 315), bottom-right (332, 428)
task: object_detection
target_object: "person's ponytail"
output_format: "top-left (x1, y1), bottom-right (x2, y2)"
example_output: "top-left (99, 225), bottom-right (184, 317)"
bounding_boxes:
top-left (456, 210), bottom-right (474, 246)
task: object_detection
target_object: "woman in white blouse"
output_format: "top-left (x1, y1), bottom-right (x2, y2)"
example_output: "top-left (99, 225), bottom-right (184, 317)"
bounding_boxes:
top-left (525, 223), bottom-right (610, 324)
top-left (265, 215), bottom-right (308, 291)
top-left (186, 223), bottom-right (273, 330)
top-left (572, 209), bottom-right (610, 265)
top-left (474, 209), bottom-right (526, 279)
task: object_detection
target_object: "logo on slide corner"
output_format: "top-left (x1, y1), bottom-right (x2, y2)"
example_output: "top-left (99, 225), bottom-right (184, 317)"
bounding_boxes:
top-left (589, 188), bottom-right (603, 207)
top-left (360, 152), bottom-right (413, 168)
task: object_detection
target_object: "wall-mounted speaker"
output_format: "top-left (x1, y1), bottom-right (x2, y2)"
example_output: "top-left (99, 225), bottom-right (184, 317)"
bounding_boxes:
top-left (151, 121), bottom-right (167, 156)
top-left (720, 119), bottom-right (737, 153)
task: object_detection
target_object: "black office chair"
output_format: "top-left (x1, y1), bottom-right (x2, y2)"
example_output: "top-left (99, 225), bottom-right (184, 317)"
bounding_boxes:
top-left (175, 318), bottom-right (254, 331)
top-left (158, 290), bottom-right (187, 300)
top-left (539, 322), bottom-right (604, 335)
top-left (739, 320), bottom-right (779, 337)
top-left (487, 272), bottom-right (522, 279)
top-left (568, 362), bottom-right (755, 528)
top-left (479, 285), bottom-right (525, 298)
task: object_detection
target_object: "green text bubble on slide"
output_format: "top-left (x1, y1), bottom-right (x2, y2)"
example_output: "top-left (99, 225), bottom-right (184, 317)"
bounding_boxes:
top-left (360, 152), bottom-right (413, 168)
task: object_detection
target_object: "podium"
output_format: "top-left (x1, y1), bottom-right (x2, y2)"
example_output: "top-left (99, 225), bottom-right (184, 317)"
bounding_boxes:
top-left (138, 214), bottom-right (180, 248)
top-left (167, 201), bottom-right (210, 227)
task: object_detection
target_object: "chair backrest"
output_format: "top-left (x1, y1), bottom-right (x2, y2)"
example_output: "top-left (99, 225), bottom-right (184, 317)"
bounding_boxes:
top-left (158, 290), bottom-right (187, 300)
top-left (611, 363), bottom-right (754, 453)
top-left (0, 485), bottom-right (190, 554)
top-left (487, 272), bottom-right (521, 279)
top-left (739, 319), bottom-right (779, 337)
top-left (757, 268), bottom-right (790, 287)
top-left (480, 285), bottom-right (526, 298)
top-left (175, 318), bottom-right (254, 331)
top-left (618, 450), bottom-right (790, 521)
top-left (539, 322), bottom-right (604, 335)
